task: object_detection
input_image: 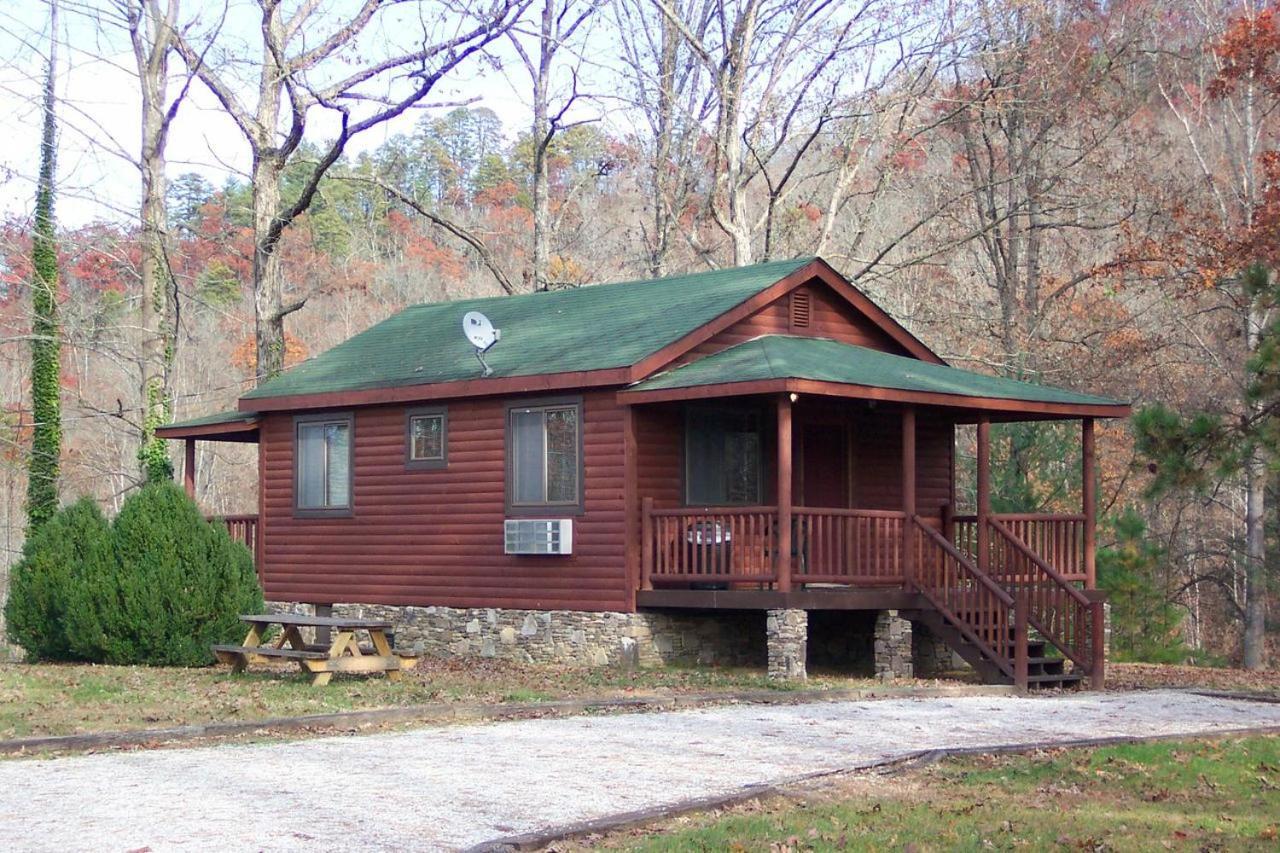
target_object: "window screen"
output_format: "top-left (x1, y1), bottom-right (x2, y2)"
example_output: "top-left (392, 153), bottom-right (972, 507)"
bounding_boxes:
top-left (510, 403), bottom-right (580, 507)
top-left (296, 418), bottom-right (352, 511)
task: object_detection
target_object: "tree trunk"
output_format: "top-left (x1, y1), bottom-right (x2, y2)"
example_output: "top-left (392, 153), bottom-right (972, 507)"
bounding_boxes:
top-left (713, 3), bottom-right (756, 267)
top-left (1244, 444), bottom-right (1266, 669)
top-left (647, 8), bottom-right (679, 278)
top-left (26, 0), bottom-right (61, 535)
top-left (530, 0), bottom-right (553, 291)
top-left (1243, 297), bottom-right (1268, 670)
top-left (716, 74), bottom-right (752, 266)
top-left (252, 156), bottom-right (288, 380)
top-left (136, 3), bottom-right (175, 482)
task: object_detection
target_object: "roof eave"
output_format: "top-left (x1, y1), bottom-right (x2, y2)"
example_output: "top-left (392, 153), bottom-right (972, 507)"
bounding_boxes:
top-left (156, 418), bottom-right (260, 442)
top-left (617, 377), bottom-right (1131, 420)
top-left (238, 366), bottom-right (634, 412)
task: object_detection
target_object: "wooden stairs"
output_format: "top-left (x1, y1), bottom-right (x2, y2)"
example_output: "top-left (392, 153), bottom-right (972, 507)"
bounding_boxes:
top-left (909, 516), bottom-right (1104, 691)
top-left (905, 608), bottom-right (1084, 689)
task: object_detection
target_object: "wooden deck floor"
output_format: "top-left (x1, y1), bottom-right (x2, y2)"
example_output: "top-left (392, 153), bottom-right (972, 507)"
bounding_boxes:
top-left (636, 587), bottom-right (926, 611)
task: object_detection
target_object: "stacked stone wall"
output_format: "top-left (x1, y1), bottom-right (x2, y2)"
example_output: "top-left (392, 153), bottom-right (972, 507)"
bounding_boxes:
top-left (269, 602), bottom-right (765, 668)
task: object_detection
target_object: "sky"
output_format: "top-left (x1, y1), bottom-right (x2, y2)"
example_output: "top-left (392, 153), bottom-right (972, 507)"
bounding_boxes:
top-left (0, 0), bottom-right (608, 227)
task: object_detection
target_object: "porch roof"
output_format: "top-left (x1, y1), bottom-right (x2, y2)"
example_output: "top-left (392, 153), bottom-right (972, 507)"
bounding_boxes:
top-left (620, 335), bottom-right (1130, 419)
top-left (155, 409), bottom-right (260, 442)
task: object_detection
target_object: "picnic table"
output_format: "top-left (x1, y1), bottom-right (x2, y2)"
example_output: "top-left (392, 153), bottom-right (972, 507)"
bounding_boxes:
top-left (213, 613), bottom-right (420, 686)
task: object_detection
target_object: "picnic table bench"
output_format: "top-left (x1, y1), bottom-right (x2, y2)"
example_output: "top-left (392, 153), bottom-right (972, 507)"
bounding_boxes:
top-left (213, 613), bottom-right (420, 686)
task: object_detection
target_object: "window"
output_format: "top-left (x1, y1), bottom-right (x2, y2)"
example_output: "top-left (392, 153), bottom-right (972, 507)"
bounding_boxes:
top-left (294, 414), bottom-right (353, 515)
top-left (405, 407), bottom-right (447, 469)
top-left (685, 407), bottom-right (763, 506)
top-left (508, 399), bottom-right (582, 511)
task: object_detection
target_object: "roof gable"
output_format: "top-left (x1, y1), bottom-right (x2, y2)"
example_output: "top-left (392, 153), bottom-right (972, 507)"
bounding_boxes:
top-left (631, 257), bottom-right (942, 377)
top-left (658, 278), bottom-right (916, 371)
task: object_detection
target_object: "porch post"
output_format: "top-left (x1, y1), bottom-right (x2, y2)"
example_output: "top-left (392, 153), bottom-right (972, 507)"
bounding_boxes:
top-left (183, 438), bottom-right (196, 499)
top-left (976, 416), bottom-right (991, 571)
top-left (776, 394), bottom-right (793, 593)
top-left (1082, 417), bottom-right (1097, 589)
top-left (901, 406), bottom-right (916, 587)
top-left (640, 496), bottom-right (654, 591)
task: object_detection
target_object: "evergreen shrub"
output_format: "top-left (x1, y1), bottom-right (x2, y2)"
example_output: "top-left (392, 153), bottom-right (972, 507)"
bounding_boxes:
top-left (6, 483), bottom-right (263, 666)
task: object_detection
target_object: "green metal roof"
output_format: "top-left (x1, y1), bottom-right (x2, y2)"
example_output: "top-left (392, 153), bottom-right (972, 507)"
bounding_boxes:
top-left (626, 335), bottom-right (1126, 407)
top-left (243, 257), bottom-right (816, 401)
top-left (162, 409), bottom-right (260, 430)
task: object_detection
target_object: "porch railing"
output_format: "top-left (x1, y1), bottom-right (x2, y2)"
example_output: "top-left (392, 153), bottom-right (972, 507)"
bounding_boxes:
top-left (987, 518), bottom-right (1103, 685)
top-left (953, 513), bottom-right (1086, 582)
top-left (793, 508), bottom-right (905, 584)
top-left (210, 514), bottom-right (258, 559)
top-left (642, 504), bottom-right (779, 586)
top-left (640, 501), bottom-right (910, 588)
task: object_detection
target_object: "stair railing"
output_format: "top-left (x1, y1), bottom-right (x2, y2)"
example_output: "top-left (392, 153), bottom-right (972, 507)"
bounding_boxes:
top-left (987, 518), bottom-right (1104, 688)
top-left (911, 516), bottom-right (1027, 687)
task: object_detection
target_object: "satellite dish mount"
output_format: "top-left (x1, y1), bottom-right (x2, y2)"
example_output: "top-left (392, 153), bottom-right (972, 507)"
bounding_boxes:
top-left (462, 311), bottom-right (501, 377)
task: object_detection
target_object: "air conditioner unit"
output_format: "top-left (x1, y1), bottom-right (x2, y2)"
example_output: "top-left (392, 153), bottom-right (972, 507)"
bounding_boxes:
top-left (504, 518), bottom-right (573, 555)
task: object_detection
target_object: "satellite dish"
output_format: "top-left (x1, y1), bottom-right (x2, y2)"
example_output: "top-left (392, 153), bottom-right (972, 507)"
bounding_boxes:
top-left (462, 310), bottom-right (501, 376)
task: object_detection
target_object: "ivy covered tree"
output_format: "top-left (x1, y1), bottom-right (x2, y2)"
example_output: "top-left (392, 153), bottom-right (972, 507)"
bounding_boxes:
top-left (26, 1), bottom-right (62, 535)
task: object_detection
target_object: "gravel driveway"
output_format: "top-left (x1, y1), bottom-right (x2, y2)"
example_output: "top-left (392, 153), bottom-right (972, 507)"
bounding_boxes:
top-left (3, 690), bottom-right (1279, 852)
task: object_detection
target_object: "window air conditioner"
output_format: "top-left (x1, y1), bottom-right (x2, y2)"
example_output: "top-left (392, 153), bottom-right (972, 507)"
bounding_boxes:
top-left (504, 518), bottom-right (573, 555)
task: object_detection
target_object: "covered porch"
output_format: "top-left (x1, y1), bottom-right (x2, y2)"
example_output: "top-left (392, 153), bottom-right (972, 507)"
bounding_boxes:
top-left (634, 402), bottom-right (1094, 594)
top-left (156, 410), bottom-right (261, 565)
top-left (621, 335), bottom-right (1128, 689)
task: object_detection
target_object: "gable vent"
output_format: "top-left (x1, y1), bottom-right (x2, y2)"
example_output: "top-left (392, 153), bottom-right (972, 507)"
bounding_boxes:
top-left (789, 288), bottom-right (812, 330)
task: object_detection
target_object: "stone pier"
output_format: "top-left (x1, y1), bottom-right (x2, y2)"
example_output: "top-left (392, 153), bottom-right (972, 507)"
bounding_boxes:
top-left (766, 608), bottom-right (808, 681)
top-left (874, 610), bottom-right (913, 680)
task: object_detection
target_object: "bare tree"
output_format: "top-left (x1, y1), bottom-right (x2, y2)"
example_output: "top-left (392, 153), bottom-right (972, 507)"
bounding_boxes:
top-left (1145, 0), bottom-right (1280, 668)
top-left (509, 0), bottom-right (600, 290)
top-left (614, 0), bottom-right (713, 276)
top-left (653, 0), bottom-right (906, 267)
top-left (174, 0), bottom-right (525, 381)
top-left (123, 0), bottom-right (188, 480)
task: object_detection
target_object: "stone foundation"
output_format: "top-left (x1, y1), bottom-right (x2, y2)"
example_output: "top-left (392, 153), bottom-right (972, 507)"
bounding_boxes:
top-left (874, 610), bottom-right (913, 680)
top-left (269, 601), bottom-right (765, 668)
top-left (266, 601), bottom-right (969, 683)
top-left (911, 620), bottom-right (966, 677)
top-left (766, 608), bottom-right (808, 680)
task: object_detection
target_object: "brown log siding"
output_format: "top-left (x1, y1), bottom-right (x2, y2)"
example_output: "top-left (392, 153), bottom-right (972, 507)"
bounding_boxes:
top-left (259, 391), bottom-right (629, 611)
top-left (632, 399), bottom-right (952, 517)
top-left (849, 407), bottom-right (953, 517)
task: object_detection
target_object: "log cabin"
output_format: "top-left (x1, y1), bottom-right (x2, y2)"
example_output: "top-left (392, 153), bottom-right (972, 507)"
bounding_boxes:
top-left (159, 257), bottom-right (1130, 688)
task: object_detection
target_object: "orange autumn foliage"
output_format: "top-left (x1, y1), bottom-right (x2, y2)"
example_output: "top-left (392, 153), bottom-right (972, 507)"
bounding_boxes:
top-left (230, 334), bottom-right (308, 376)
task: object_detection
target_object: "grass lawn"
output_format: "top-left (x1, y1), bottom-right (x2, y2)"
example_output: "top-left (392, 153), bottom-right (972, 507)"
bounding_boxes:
top-left (0, 657), bottom-right (911, 739)
top-left (0, 657), bottom-right (1275, 742)
top-left (595, 735), bottom-right (1280, 851)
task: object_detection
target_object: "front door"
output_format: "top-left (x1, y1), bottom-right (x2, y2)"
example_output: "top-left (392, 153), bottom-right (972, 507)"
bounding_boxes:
top-left (800, 423), bottom-right (848, 507)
